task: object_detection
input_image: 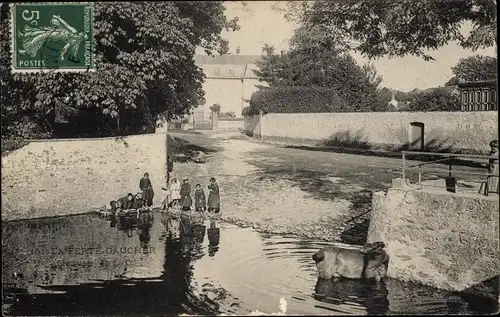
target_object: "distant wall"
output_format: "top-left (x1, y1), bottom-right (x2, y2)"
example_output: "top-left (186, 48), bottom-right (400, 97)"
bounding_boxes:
top-left (244, 114), bottom-right (262, 138)
top-left (217, 118), bottom-right (244, 131)
top-left (244, 111), bottom-right (498, 154)
top-left (367, 178), bottom-right (499, 299)
top-left (1, 133), bottom-right (167, 221)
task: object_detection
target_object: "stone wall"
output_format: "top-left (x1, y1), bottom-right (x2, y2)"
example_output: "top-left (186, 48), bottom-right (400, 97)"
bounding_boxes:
top-left (244, 111), bottom-right (498, 154)
top-left (1, 133), bottom-right (167, 221)
top-left (218, 118), bottom-right (244, 131)
top-left (367, 178), bottom-right (499, 299)
top-left (244, 114), bottom-right (262, 138)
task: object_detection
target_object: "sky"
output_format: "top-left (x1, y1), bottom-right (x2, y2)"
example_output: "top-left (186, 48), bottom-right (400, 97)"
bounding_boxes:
top-left (197, 1), bottom-right (497, 92)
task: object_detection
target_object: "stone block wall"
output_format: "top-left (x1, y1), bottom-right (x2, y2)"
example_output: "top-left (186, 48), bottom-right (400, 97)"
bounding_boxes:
top-left (367, 178), bottom-right (499, 300)
top-left (1, 133), bottom-right (167, 221)
top-left (244, 111), bottom-right (498, 154)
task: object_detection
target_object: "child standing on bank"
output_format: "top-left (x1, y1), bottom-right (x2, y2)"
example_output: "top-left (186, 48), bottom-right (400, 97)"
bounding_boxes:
top-left (170, 178), bottom-right (181, 207)
top-left (194, 184), bottom-right (206, 212)
top-left (139, 172), bottom-right (154, 207)
top-left (180, 177), bottom-right (192, 211)
top-left (207, 177), bottom-right (220, 213)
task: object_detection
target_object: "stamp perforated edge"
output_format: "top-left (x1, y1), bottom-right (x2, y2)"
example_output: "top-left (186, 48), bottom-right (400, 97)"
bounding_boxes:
top-left (9, 2), bottom-right (96, 73)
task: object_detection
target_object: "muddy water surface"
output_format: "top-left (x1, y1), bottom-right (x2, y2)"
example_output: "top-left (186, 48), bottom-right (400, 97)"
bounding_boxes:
top-left (1, 212), bottom-right (496, 315)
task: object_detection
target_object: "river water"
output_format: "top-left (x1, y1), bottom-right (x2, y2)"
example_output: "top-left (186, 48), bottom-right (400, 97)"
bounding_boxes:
top-left (1, 212), bottom-right (497, 315)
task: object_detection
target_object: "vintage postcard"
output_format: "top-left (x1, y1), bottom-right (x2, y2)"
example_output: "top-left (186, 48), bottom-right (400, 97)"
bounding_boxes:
top-left (10, 2), bottom-right (94, 73)
top-left (1, 1), bottom-right (498, 316)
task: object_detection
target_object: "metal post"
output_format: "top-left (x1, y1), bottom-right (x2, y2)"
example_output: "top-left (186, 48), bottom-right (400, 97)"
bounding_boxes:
top-left (446, 159), bottom-right (456, 193)
top-left (418, 165), bottom-right (422, 185)
top-left (402, 153), bottom-right (406, 181)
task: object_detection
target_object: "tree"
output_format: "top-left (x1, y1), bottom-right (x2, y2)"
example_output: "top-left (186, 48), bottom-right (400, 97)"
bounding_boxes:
top-left (254, 39), bottom-right (384, 111)
top-left (1, 2), bottom-right (238, 140)
top-left (209, 103), bottom-right (221, 113)
top-left (451, 55), bottom-right (497, 82)
top-left (217, 39), bottom-right (230, 55)
top-left (261, 43), bottom-right (275, 55)
top-left (275, 0), bottom-right (497, 61)
top-left (405, 88), bottom-right (460, 112)
top-left (445, 76), bottom-right (460, 86)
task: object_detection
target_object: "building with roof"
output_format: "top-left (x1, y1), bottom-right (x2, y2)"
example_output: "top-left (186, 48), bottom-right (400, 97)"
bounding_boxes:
top-left (457, 79), bottom-right (497, 112)
top-left (422, 85), bottom-right (460, 96)
top-left (192, 54), bottom-right (263, 121)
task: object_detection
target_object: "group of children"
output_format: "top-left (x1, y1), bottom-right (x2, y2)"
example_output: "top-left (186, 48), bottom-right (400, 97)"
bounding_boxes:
top-left (107, 172), bottom-right (221, 214)
top-left (162, 176), bottom-right (220, 213)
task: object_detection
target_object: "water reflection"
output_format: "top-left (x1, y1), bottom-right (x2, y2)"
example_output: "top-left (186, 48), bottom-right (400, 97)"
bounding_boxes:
top-left (137, 213), bottom-right (153, 249)
top-left (207, 220), bottom-right (220, 257)
top-left (1, 212), bottom-right (229, 316)
top-left (314, 278), bottom-right (389, 315)
top-left (1, 212), bottom-right (497, 316)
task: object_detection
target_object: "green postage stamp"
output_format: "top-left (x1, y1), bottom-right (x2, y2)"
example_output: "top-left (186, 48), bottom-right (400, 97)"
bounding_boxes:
top-left (10, 2), bottom-right (95, 73)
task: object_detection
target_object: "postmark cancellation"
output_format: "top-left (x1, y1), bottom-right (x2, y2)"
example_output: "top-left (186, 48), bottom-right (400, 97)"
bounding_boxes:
top-left (10, 2), bottom-right (95, 73)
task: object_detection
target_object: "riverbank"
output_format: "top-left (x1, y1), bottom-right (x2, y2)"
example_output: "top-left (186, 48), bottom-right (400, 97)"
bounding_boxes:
top-left (168, 131), bottom-right (389, 244)
top-left (168, 131), bottom-right (491, 244)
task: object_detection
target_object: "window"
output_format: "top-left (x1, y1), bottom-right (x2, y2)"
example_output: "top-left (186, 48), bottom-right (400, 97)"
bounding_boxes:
top-left (462, 92), bottom-right (468, 104)
top-left (215, 68), bottom-right (220, 74)
top-left (476, 90), bottom-right (481, 104)
top-left (229, 69), bottom-right (235, 75)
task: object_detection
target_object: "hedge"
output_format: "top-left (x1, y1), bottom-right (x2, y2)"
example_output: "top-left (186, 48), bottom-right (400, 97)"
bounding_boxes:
top-left (247, 86), bottom-right (348, 114)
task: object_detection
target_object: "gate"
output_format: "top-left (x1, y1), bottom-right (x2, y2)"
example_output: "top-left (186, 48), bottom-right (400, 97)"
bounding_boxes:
top-left (409, 122), bottom-right (425, 151)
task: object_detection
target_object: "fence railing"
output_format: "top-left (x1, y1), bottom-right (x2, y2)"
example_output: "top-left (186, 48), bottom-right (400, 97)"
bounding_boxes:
top-left (390, 151), bottom-right (499, 195)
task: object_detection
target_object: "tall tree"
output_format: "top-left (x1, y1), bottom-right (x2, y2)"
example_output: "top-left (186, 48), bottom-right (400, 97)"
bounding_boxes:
top-left (1, 2), bottom-right (238, 139)
top-left (451, 55), bottom-right (497, 82)
top-left (254, 35), bottom-right (384, 111)
top-left (274, 0), bottom-right (497, 61)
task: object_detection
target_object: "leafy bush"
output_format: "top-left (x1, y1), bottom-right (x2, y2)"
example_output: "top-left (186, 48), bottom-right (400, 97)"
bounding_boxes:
top-left (248, 86), bottom-right (348, 114)
top-left (242, 106), bottom-right (260, 116)
top-left (1, 136), bottom-right (29, 156)
top-left (405, 88), bottom-right (460, 112)
top-left (219, 111), bottom-right (236, 118)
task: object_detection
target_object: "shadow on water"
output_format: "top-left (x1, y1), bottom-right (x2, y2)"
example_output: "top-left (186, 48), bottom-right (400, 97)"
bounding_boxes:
top-left (339, 218), bottom-right (371, 246)
top-left (2, 212), bottom-right (497, 315)
top-left (454, 275), bottom-right (500, 315)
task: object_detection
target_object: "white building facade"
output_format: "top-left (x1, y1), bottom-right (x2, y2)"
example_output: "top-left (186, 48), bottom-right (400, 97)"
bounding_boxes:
top-left (193, 54), bottom-right (263, 121)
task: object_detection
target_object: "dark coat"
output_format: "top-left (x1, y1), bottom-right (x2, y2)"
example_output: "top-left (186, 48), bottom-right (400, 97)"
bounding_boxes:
top-left (132, 197), bottom-right (145, 209)
top-left (182, 195), bottom-right (192, 208)
top-left (139, 178), bottom-right (154, 206)
top-left (194, 189), bottom-right (206, 209)
top-left (118, 196), bottom-right (134, 210)
top-left (207, 183), bottom-right (220, 210)
top-left (180, 182), bottom-right (191, 198)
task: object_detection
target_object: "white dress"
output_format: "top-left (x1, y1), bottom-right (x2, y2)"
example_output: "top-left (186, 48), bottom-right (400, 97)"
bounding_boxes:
top-left (170, 181), bottom-right (181, 200)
